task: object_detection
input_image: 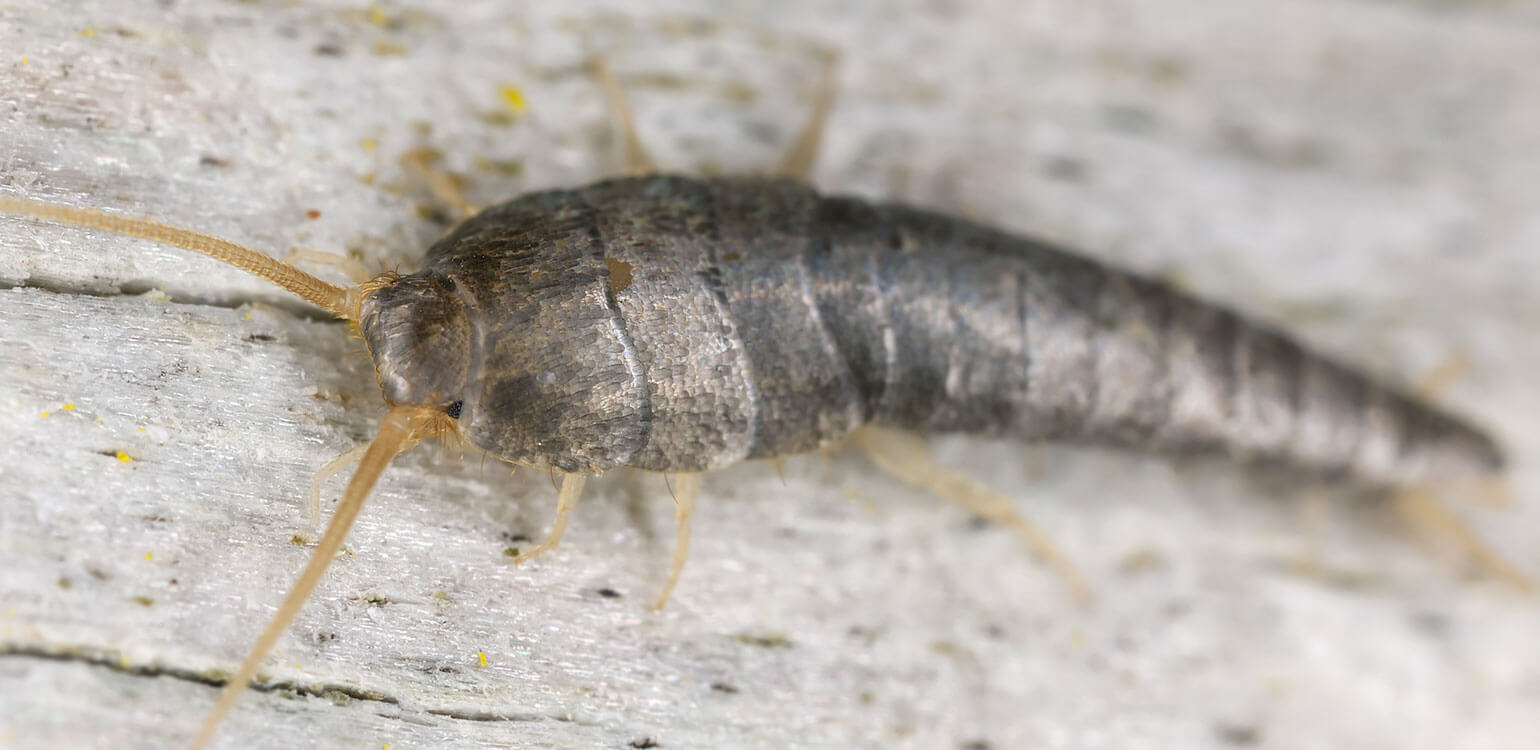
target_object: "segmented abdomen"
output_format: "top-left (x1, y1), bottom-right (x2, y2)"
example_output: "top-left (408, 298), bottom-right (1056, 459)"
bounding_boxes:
top-left (802, 192), bottom-right (1501, 486)
top-left (436, 174), bottom-right (1500, 484)
top-left (701, 175), bottom-right (1499, 485)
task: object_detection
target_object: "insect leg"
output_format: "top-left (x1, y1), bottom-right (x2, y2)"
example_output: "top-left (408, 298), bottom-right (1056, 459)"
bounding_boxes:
top-left (308, 444), bottom-right (370, 527)
top-left (776, 50), bottom-right (839, 180)
top-left (593, 56), bottom-right (657, 175)
top-left (1400, 350), bottom-right (1511, 509)
top-left (770, 457), bottom-right (788, 485)
top-left (512, 473), bottom-right (590, 564)
top-left (1466, 475), bottom-right (1513, 509)
top-left (1393, 488), bottom-right (1534, 590)
top-left (1411, 348), bottom-right (1473, 401)
top-left (654, 472), bottom-right (702, 610)
top-left (400, 147), bottom-right (481, 221)
top-left (854, 427), bottom-right (1091, 603)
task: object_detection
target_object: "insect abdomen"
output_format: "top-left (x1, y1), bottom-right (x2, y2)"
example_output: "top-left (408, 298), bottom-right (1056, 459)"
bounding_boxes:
top-left (805, 194), bottom-right (1503, 486)
top-left (423, 175), bottom-right (1498, 484)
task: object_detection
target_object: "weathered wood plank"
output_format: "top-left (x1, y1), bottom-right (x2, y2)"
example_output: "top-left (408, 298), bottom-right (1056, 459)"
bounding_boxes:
top-left (3, 1), bottom-right (1538, 748)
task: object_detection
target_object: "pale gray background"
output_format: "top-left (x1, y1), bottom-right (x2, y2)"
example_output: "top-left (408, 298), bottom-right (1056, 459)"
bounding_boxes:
top-left (2, 1), bottom-right (1538, 749)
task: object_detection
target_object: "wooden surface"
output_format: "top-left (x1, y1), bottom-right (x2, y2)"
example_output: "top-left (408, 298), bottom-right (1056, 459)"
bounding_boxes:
top-left (2, 1), bottom-right (1539, 748)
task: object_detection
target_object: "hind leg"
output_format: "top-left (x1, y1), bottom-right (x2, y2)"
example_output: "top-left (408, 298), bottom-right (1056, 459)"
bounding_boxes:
top-left (654, 473), bottom-right (702, 609)
top-left (1394, 488), bottom-right (1534, 591)
top-left (1357, 353), bottom-right (1524, 583)
top-left (854, 427), bottom-right (1090, 603)
top-left (593, 56), bottom-right (658, 175)
top-left (1406, 350), bottom-right (1513, 510)
top-left (1412, 348), bottom-right (1472, 401)
top-left (400, 147), bottom-right (480, 221)
top-left (776, 50), bottom-right (839, 180)
top-left (512, 473), bottom-right (590, 565)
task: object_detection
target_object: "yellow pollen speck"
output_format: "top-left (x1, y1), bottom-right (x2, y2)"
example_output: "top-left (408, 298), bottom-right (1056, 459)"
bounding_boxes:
top-left (80, 28), bottom-right (96, 38)
top-left (144, 552), bottom-right (153, 561)
top-left (361, 137), bottom-right (378, 152)
top-left (117, 451), bottom-right (134, 462)
top-left (367, 5), bottom-right (389, 26)
top-left (39, 411), bottom-right (49, 418)
top-left (20, 57), bottom-right (28, 64)
top-left (498, 85), bottom-right (527, 114)
top-left (62, 403), bottom-right (75, 411)
top-left (137, 427), bottom-right (146, 433)
top-left (371, 40), bottom-right (408, 56)
top-left (477, 652), bottom-right (487, 667)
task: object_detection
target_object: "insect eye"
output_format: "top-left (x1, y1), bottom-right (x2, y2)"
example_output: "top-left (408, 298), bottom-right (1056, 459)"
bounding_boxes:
top-left (446, 401), bottom-right (464, 419)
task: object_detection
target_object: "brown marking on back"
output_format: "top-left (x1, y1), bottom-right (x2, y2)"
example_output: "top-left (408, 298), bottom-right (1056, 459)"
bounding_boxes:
top-left (605, 257), bottom-right (635, 293)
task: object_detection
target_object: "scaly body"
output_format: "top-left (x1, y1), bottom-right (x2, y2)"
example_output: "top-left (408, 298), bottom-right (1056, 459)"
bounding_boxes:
top-left (361, 174), bottom-right (1501, 485)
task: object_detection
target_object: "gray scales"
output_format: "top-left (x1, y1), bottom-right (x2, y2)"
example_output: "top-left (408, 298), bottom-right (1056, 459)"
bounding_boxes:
top-left (365, 174), bottom-right (1501, 483)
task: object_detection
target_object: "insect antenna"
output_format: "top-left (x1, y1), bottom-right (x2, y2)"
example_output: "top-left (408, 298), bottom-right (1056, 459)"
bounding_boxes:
top-left (0, 196), bottom-right (354, 318)
top-left (188, 405), bottom-right (441, 750)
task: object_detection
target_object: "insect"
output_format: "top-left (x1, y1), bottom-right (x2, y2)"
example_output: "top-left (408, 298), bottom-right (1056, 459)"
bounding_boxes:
top-left (1, 55), bottom-right (1519, 749)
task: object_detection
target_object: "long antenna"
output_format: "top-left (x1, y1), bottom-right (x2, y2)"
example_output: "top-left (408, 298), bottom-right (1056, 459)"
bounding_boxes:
top-left (187, 405), bottom-right (441, 750)
top-left (0, 196), bottom-right (353, 318)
